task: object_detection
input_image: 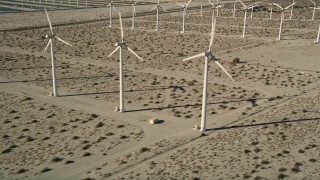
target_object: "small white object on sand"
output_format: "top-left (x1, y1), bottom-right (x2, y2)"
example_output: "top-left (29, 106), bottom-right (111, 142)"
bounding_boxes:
top-left (149, 117), bottom-right (159, 124)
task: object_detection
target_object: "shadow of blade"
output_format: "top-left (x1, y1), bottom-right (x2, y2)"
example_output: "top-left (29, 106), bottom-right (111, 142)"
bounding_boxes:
top-left (206, 117), bottom-right (320, 132)
top-left (0, 75), bottom-right (113, 84)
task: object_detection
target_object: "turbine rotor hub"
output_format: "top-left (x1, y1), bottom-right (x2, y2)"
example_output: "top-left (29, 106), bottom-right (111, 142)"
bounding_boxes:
top-left (116, 42), bottom-right (127, 48)
top-left (46, 34), bottom-right (55, 39)
top-left (205, 51), bottom-right (212, 57)
top-left (205, 51), bottom-right (219, 61)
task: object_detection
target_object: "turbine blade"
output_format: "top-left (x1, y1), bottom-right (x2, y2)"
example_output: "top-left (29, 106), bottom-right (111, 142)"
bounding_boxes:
top-left (209, 15), bottom-right (215, 51)
top-left (176, 3), bottom-right (184, 7)
top-left (45, 9), bottom-right (53, 33)
top-left (239, 0), bottom-right (246, 8)
top-left (160, 6), bottom-right (167, 12)
top-left (119, 12), bottom-right (124, 41)
top-left (151, 6), bottom-right (157, 11)
top-left (56, 36), bottom-right (72, 46)
top-left (108, 46), bottom-right (120, 57)
top-left (113, 6), bottom-right (117, 11)
top-left (128, 47), bottom-right (144, 61)
top-left (214, 61), bottom-right (233, 80)
top-left (284, 3), bottom-right (296, 10)
top-left (186, 0), bottom-right (192, 6)
top-left (247, 4), bottom-right (257, 9)
top-left (44, 39), bottom-right (51, 52)
top-left (182, 53), bottom-right (205, 61)
top-left (273, 3), bottom-right (283, 10)
top-left (207, 0), bottom-right (214, 7)
top-left (309, 0), bottom-right (315, 5)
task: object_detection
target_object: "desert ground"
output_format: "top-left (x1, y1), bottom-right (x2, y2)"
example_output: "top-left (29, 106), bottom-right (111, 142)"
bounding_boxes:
top-left (1, 0), bottom-right (320, 179)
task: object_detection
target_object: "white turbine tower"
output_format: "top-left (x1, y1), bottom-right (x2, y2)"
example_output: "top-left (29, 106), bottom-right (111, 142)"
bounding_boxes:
top-left (200, 1), bottom-right (203, 17)
top-left (43, 9), bottom-right (72, 97)
top-left (108, 12), bottom-right (144, 113)
top-left (131, 1), bottom-right (137, 29)
top-left (249, 2), bottom-right (259, 20)
top-left (182, 14), bottom-right (233, 132)
top-left (269, 3), bottom-right (273, 19)
top-left (151, 0), bottom-right (167, 31)
top-left (233, 0), bottom-right (242, 18)
top-left (240, 2), bottom-right (257, 38)
top-left (315, 23), bottom-right (320, 44)
top-left (107, 2), bottom-right (117, 28)
top-left (289, 0), bottom-right (295, 20)
top-left (273, 3), bottom-right (296, 41)
top-left (177, 0), bottom-right (192, 33)
top-left (310, 0), bottom-right (317, 21)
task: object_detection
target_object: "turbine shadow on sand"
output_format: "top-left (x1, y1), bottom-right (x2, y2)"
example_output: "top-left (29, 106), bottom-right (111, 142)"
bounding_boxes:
top-left (206, 117), bottom-right (320, 132)
top-left (124, 96), bottom-right (285, 112)
top-left (0, 75), bottom-right (113, 84)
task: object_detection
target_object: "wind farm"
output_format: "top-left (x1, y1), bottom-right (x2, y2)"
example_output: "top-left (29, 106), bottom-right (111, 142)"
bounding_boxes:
top-left (0, 0), bottom-right (320, 179)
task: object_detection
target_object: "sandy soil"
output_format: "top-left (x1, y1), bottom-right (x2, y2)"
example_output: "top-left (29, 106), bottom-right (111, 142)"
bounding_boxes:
top-left (0, 0), bottom-right (320, 179)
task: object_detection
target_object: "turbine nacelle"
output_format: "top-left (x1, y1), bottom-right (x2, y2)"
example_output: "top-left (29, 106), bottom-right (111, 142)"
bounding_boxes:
top-left (205, 51), bottom-right (220, 61)
top-left (45, 34), bottom-right (55, 39)
top-left (115, 42), bottom-right (128, 49)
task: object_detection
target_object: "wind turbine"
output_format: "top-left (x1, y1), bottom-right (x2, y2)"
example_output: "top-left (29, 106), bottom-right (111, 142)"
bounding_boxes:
top-left (289, 0), bottom-right (295, 20)
top-left (131, 1), bottom-right (137, 29)
top-left (176, 0), bottom-right (192, 33)
top-left (269, 3), bottom-right (273, 19)
top-left (315, 23), bottom-right (320, 44)
top-left (233, 0), bottom-right (241, 18)
top-left (108, 12), bottom-right (144, 113)
top-left (43, 9), bottom-right (72, 97)
top-left (151, 0), bottom-right (167, 31)
top-left (107, 2), bottom-right (117, 28)
top-left (208, 0), bottom-right (223, 17)
top-left (309, 0), bottom-right (317, 20)
top-left (240, 2), bottom-right (257, 38)
top-left (273, 3), bottom-right (296, 40)
top-left (182, 14), bottom-right (233, 132)
top-left (200, 1), bottom-right (203, 17)
top-left (249, 2), bottom-right (259, 20)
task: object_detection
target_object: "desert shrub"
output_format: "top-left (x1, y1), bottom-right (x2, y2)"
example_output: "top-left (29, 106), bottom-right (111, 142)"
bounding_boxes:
top-left (233, 57), bottom-right (240, 64)
top-left (51, 157), bottom-right (64, 162)
top-left (139, 147), bottom-right (150, 153)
